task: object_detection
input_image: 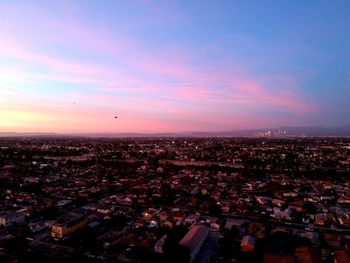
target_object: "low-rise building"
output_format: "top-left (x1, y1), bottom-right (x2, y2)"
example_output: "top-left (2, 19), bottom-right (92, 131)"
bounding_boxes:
top-left (51, 212), bottom-right (88, 240)
top-left (295, 247), bottom-right (322, 263)
top-left (0, 210), bottom-right (26, 227)
top-left (154, 234), bottom-right (167, 254)
top-left (241, 235), bottom-right (255, 252)
top-left (179, 225), bottom-right (209, 263)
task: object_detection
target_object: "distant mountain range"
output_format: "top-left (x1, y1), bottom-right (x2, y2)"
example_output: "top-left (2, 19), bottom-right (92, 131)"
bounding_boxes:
top-left (1, 125), bottom-right (350, 138)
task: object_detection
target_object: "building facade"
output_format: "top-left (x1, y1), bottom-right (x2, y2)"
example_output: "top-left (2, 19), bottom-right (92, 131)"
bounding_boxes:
top-left (0, 210), bottom-right (26, 227)
top-left (179, 225), bottom-right (209, 263)
top-left (51, 213), bottom-right (88, 240)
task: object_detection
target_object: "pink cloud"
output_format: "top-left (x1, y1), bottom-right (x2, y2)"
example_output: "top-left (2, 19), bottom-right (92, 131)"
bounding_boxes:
top-left (1, 83), bottom-right (309, 133)
top-left (232, 78), bottom-right (315, 112)
top-left (1, 5), bottom-right (314, 114)
top-left (0, 85), bottom-right (28, 95)
top-left (0, 3), bottom-right (318, 133)
top-left (0, 38), bottom-right (315, 120)
top-left (0, 42), bottom-right (97, 75)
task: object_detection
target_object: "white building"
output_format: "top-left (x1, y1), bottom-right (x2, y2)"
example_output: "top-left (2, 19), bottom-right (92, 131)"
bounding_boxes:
top-left (154, 234), bottom-right (167, 254)
top-left (271, 207), bottom-right (292, 220)
top-left (179, 225), bottom-right (209, 263)
top-left (0, 210), bottom-right (26, 227)
top-left (185, 214), bottom-right (200, 225)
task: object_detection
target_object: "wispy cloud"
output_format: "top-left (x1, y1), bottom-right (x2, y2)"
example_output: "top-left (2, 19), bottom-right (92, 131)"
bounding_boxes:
top-left (0, 2), bottom-right (321, 132)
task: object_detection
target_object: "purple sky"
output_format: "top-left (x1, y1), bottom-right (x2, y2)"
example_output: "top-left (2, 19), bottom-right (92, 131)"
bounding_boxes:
top-left (1, 1), bottom-right (350, 133)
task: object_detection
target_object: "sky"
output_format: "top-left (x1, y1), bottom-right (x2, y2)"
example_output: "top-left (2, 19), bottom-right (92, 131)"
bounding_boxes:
top-left (0, 0), bottom-right (350, 133)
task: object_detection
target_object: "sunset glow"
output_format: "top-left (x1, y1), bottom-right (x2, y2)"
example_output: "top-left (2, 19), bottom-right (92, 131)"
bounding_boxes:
top-left (1, 1), bottom-right (349, 133)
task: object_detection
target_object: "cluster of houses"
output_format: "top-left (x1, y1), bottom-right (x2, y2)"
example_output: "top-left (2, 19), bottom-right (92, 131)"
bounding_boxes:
top-left (0, 137), bottom-right (350, 262)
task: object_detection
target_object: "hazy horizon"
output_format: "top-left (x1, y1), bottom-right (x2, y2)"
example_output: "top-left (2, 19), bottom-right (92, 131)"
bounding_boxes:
top-left (2, 124), bottom-right (350, 138)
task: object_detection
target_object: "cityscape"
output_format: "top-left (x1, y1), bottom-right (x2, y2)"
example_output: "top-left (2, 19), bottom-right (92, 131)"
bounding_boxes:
top-left (1, 0), bottom-right (350, 262)
top-left (0, 137), bottom-right (350, 262)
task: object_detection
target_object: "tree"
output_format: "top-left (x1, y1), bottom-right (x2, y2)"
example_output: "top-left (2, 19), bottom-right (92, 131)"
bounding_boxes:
top-left (209, 203), bottom-right (222, 217)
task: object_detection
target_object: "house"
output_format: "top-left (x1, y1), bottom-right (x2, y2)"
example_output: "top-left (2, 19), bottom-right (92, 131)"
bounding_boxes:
top-left (97, 205), bottom-right (115, 215)
top-left (206, 216), bottom-right (222, 230)
top-left (323, 233), bottom-right (342, 248)
top-left (154, 234), bottom-right (167, 254)
top-left (241, 235), bottom-right (255, 252)
top-left (83, 203), bottom-right (100, 212)
top-left (263, 254), bottom-right (294, 263)
top-left (334, 250), bottom-right (350, 263)
top-left (133, 218), bottom-right (147, 228)
top-left (225, 219), bottom-right (248, 231)
top-left (315, 213), bottom-right (327, 226)
top-left (163, 220), bottom-right (174, 229)
top-left (283, 192), bottom-right (298, 198)
top-left (338, 196), bottom-right (350, 205)
top-left (298, 231), bottom-right (319, 244)
top-left (172, 211), bottom-right (186, 222)
top-left (339, 214), bottom-right (350, 226)
top-left (288, 201), bottom-right (305, 212)
top-left (295, 247), bottom-right (322, 263)
top-left (56, 199), bottom-right (73, 210)
top-left (271, 207), bottom-right (292, 220)
top-left (272, 199), bottom-right (285, 207)
top-left (143, 209), bottom-right (157, 219)
top-left (159, 210), bottom-right (170, 221)
top-left (28, 221), bottom-right (46, 233)
top-left (185, 214), bottom-right (200, 225)
top-left (220, 201), bottom-right (231, 214)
